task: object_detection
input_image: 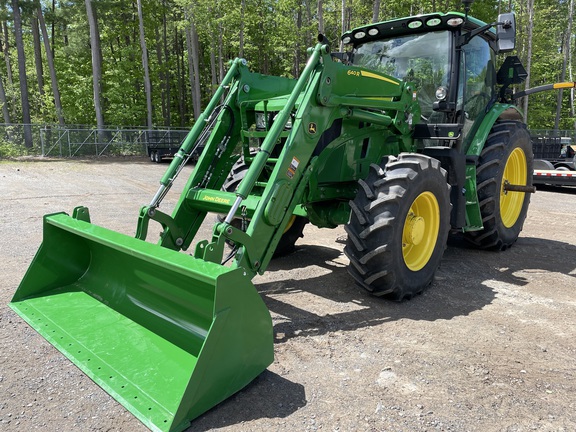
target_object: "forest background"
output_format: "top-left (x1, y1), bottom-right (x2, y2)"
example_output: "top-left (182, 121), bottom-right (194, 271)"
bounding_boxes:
top-left (0, 0), bottom-right (574, 150)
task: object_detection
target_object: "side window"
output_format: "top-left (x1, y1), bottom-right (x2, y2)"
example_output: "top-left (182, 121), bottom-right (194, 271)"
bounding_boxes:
top-left (462, 36), bottom-right (496, 123)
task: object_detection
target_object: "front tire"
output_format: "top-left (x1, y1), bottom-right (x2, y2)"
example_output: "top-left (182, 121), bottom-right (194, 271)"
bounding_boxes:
top-left (464, 121), bottom-right (533, 250)
top-left (220, 156), bottom-right (307, 257)
top-left (345, 154), bottom-right (451, 301)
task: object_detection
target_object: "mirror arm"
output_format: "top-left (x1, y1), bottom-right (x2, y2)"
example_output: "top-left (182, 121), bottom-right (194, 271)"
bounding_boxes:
top-left (457, 19), bottom-right (511, 49)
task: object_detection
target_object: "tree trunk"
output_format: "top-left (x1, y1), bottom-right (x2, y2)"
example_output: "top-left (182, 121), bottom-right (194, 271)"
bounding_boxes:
top-left (38, 4), bottom-right (64, 125)
top-left (553, 28), bottom-right (569, 131)
top-left (372, 0), bottom-right (381, 23)
top-left (218, 22), bottom-right (224, 84)
top-left (553, 0), bottom-right (573, 131)
top-left (31, 14), bottom-right (45, 99)
top-left (185, 15), bottom-right (201, 120)
top-left (175, 28), bottom-right (185, 126)
top-left (12, 0), bottom-right (33, 148)
top-left (85, 0), bottom-right (105, 130)
top-left (155, 26), bottom-right (167, 124)
top-left (210, 45), bottom-right (217, 93)
top-left (295, 6), bottom-right (301, 78)
top-left (317, 0), bottom-right (324, 35)
top-left (522, 0), bottom-right (534, 124)
top-left (239, 0), bottom-right (245, 58)
top-left (0, 22), bottom-right (12, 124)
top-left (340, 0), bottom-right (346, 51)
top-left (305, 0), bottom-right (312, 48)
top-left (137, 0), bottom-right (153, 128)
top-left (162, 2), bottom-right (171, 126)
top-left (0, 73), bottom-right (11, 124)
top-left (2, 21), bottom-right (14, 88)
top-left (2, 20), bottom-right (17, 121)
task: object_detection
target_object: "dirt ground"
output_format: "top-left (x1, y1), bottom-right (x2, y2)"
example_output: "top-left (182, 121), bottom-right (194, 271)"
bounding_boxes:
top-left (1, 157), bottom-right (575, 432)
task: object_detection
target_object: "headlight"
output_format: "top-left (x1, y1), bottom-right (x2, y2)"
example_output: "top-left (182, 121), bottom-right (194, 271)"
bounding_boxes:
top-left (435, 86), bottom-right (448, 101)
top-left (255, 113), bottom-right (266, 130)
top-left (272, 113), bottom-right (292, 130)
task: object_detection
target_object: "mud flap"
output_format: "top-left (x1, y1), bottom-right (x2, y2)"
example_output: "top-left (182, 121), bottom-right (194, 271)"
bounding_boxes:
top-left (10, 212), bottom-right (274, 432)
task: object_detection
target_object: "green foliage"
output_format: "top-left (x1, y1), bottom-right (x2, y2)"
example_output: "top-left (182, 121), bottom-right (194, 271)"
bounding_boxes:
top-left (0, 0), bottom-right (573, 130)
top-left (0, 140), bottom-right (27, 158)
top-left (0, 122), bottom-right (44, 156)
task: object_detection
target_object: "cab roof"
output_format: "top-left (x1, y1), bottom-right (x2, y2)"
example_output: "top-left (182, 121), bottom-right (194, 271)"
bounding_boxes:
top-left (341, 12), bottom-right (496, 47)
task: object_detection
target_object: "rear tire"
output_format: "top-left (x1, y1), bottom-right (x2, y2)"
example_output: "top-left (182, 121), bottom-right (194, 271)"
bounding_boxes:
top-left (220, 156), bottom-right (307, 257)
top-left (345, 153), bottom-right (451, 301)
top-left (464, 121), bottom-right (532, 250)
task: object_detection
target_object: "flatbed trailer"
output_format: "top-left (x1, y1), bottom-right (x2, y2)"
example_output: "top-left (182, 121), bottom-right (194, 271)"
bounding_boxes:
top-left (533, 169), bottom-right (576, 186)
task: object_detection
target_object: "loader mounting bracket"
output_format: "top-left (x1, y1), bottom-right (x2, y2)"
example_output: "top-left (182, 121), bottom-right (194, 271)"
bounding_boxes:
top-left (136, 205), bottom-right (185, 248)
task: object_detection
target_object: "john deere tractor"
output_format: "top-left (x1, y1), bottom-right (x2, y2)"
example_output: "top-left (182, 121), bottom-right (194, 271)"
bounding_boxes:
top-left (14, 3), bottom-right (574, 431)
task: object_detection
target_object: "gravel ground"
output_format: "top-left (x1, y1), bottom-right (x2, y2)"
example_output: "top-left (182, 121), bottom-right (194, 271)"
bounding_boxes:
top-left (1, 157), bottom-right (575, 432)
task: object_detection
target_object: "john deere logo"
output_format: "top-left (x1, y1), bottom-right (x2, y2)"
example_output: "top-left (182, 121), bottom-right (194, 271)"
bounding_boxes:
top-left (308, 123), bottom-right (317, 134)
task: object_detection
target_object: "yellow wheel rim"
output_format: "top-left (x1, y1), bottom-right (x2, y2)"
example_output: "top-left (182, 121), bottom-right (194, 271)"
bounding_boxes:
top-left (402, 191), bottom-right (440, 271)
top-left (501, 147), bottom-right (527, 228)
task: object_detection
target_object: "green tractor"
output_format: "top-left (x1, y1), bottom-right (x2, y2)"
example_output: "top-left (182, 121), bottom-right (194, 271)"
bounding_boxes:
top-left (13, 3), bottom-right (561, 432)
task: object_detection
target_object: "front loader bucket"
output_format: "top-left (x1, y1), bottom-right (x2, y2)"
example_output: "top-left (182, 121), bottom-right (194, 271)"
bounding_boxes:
top-left (10, 211), bottom-right (274, 432)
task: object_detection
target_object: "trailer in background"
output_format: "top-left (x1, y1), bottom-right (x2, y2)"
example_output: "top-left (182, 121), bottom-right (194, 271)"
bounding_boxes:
top-left (531, 133), bottom-right (575, 171)
top-left (533, 169), bottom-right (576, 186)
top-left (530, 130), bottom-right (576, 187)
top-left (145, 129), bottom-right (198, 163)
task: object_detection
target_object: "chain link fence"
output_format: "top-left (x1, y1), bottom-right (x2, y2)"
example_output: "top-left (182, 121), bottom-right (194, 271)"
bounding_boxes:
top-left (0, 124), bottom-right (191, 158)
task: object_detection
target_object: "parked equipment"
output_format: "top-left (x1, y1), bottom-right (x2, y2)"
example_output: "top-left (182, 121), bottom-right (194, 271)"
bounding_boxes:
top-left (532, 133), bottom-right (575, 171)
top-left (533, 169), bottom-right (576, 186)
top-left (11, 2), bottom-right (572, 431)
top-left (144, 129), bottom-right (199, 163)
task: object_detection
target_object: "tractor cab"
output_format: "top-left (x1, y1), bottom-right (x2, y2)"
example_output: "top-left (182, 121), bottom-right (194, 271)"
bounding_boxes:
top-left (342, 12), bottom-right (516, 149)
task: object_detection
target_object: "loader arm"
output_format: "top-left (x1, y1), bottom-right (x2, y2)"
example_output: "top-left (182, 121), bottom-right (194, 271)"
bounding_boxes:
top-left (148, 42), bottom-right (420, 277)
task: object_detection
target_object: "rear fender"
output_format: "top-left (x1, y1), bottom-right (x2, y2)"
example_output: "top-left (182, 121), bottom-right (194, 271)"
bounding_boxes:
top-left (465, 103), bottom-right (523, 157)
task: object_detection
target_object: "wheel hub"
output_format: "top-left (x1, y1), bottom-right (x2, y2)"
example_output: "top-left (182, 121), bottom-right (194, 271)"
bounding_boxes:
top-left (404, 213), bottom-right (425, 246)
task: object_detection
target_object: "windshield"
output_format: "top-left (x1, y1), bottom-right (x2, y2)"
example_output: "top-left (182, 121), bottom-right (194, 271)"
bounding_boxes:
top-left (350, 31), bottom-right (451, 118)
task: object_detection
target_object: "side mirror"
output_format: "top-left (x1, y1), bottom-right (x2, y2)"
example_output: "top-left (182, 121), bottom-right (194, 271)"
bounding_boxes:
top-left (497, 13), bottom-right (516, 52)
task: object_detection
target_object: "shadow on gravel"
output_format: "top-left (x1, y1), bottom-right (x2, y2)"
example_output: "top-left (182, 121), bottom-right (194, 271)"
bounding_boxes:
top-left (188, 371), bottom-right (306, 431)
top-left (177, 235), bottom-right (576, 431)
top-left (258, 235), bottom-right (576, 344)
top-left (447, 233), bottom-right (576, 286)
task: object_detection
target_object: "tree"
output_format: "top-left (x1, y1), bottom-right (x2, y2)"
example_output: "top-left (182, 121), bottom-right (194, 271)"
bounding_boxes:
top-left (184, 12), bottom-right (201, 120)
top-left (12, 0), bottom-right (33, 147)
top-left (1, 20), bottom-right (14, 89)
top-left (372, 0), bottom-right (381, 23)
top-left (554, 0), bottom-right (574, 130)
top-left (521, 0), bottom-right (534, 124)
top-left (37, 3), bottom-right (64, 126)
top-left (31, 11), bottom-right (45, 101)
top-left (0, 0), bottom-right (571, 133)
top-left (318, 0), bottom-right (324, 34)
top-left (137, 0), bottom-right (153, 128)
top-left (85, 0), bottom-right (105, 130)
top-left (0, 72), bottom-right (10, 124)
